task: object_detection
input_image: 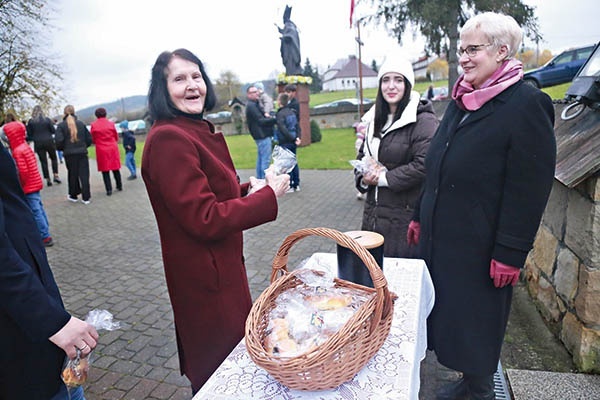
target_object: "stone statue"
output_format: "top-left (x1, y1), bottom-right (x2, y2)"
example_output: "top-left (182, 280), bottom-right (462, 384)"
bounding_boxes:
top-left (277, 5), bottom-right (303, 76)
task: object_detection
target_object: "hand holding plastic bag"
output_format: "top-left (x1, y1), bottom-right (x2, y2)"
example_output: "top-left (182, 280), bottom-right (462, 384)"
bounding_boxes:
top-left (270, 145), bottom-right (297, 175)
top-left (265, 166), bottom-right (290, 197)
top-left (349, 156), bottom-right (387, 177)
top-left (62, 309), bottom-right (121, 388)
top-left (247, 176), bottom-right (267, 196)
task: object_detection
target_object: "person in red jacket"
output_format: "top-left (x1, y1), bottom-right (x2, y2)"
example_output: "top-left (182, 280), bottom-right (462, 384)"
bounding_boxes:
top-left (3, 113), bottom-right (54, 246)
top-left (90, 108), bottom-right (122, 196)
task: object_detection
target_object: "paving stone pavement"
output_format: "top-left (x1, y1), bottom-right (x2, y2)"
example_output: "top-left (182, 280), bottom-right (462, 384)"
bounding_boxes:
top-left (42, 162), bottom-right (374, 399)
top-left (39, 160), bottom-right (584, 400)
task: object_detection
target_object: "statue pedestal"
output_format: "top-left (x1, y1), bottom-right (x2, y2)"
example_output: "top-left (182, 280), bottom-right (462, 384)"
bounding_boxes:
top-left (278, 83), bottom-right (311, 146)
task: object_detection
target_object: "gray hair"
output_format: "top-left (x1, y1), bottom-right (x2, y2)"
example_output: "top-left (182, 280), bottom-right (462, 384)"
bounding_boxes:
top-left (460, 12), bottom-right (522, 59)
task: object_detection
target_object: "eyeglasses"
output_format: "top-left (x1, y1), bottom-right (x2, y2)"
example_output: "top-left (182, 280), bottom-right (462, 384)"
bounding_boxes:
top-left (457, 43), bottom-right (492, 58)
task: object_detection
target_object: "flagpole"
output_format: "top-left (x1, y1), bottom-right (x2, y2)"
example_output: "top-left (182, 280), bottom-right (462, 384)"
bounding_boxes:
top-left (356, 20), bottom-right (364, 116)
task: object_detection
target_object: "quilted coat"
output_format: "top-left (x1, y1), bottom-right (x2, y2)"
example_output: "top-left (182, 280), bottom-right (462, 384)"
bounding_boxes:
top-left (142, 116), bottom-right (278, 391)
top-left (90, 117), bottom-right (121, 171)
top-left (356, 96), bottom-right (438, 257)
top-left (3, 121), bottom-right (43, 194)
top-left (415, 81), bottom-right (556, 375)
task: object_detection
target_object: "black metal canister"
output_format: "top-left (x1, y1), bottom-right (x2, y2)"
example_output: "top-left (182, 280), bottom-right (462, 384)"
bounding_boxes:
top-left (336, 230), bottom-right (384, 288)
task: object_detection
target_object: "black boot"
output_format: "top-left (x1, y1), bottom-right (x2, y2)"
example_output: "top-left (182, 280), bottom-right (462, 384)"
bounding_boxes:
top-left (465, 373), bottom-right (495, 400)
top-left (436, 377), bottom-right (470, 400)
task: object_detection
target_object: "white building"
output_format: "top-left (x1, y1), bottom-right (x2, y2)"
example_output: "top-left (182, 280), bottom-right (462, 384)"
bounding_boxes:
top-left (322, 55), bottom-right (378, 92)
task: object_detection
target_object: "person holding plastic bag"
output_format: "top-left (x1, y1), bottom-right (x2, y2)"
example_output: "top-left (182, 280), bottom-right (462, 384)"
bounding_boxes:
top-left (354, 52), bottom-right (438, 258)
top-left (0, 140), bottom-right (98, 400)
top-left (142, 48), bottom-right (289, 394)
top-left (275, 92), bottom-right (301, 192)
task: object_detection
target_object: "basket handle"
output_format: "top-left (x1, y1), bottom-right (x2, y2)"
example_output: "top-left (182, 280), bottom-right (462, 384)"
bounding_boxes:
top-left (270, 227), bottom-right (394, 332)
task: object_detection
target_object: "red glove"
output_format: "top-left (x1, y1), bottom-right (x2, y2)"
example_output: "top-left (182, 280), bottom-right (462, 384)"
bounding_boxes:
top-left (407, 221), bottom-right (421, 246)
top-left (490, 259), bottom-right (520, 288)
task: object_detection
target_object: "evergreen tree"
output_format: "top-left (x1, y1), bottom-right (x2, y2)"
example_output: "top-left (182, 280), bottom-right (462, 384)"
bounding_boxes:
top-left (371, 59), bottom-right (378, 73)
top-left (303, 58), bottom-right (323, 93)
top-left (370, 0), bottom-right (540, 93)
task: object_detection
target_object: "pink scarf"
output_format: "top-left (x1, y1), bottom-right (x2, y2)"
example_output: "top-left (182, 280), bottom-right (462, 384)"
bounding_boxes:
top-left (452, 59), bottom-right (524, 111)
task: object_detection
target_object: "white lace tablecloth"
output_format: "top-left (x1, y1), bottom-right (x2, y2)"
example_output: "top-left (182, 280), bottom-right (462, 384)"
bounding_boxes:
top-left (194, 253), bottom-right (435, 400)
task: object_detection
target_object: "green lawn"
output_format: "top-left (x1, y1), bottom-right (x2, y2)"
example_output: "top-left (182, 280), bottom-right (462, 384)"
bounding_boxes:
top-left (310, 80), bottom-right (567, 107)
top-left (92, 81), bottom-right (568, 171)
top-left (225, 128), bottom-right (356, 170)
top-left (88, 128), bottom-right (356, 171)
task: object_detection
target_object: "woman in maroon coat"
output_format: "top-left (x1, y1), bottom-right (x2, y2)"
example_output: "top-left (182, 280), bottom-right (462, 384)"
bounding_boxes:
top-left (142, 48), bottom-right (289, 394)
top-left (90, 107), bottom-right (122, 195)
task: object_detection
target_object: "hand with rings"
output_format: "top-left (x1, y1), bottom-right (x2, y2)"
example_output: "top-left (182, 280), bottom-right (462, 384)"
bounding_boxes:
top-left (49, 316), bottom-right (99, 359)
top-left (77, 343), bottom-right (91, 354)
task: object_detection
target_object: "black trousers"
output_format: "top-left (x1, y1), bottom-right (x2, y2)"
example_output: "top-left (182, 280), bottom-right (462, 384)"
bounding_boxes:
top-left (102, 170), bottom-right (122, 193)
top-left (34, 141), bottom-right (59, 180)
top-left (65, 154), bottom-right (91, 201)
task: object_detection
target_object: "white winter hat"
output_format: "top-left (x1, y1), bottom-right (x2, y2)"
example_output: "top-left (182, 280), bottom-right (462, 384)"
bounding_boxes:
top-left (377, 54), bottom-right (415, 87)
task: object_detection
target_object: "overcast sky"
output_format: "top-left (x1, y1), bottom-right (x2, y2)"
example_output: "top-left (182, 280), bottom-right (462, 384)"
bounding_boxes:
top-left (50, 0), bottom-right (599, 111)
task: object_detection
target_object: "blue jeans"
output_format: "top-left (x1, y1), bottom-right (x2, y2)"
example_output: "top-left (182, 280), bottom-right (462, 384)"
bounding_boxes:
top-left (125, 152), bottom-right (136, 176)
top-left (255, 137), bottom-right (272, 179)
top-left (25, 191), bottom-right (50, 239)
top-left (50, 384), bottom-right (85, 400)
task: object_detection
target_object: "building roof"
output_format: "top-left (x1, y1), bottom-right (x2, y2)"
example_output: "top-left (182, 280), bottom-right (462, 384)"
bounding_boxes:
top-left (324, 55), bottom-right (377, 80)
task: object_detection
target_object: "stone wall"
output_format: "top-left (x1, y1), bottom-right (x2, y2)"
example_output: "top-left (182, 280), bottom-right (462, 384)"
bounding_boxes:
top-left (210, 100), bottom-right (451, 134)
top-left (525, 174), bottom-right (600, 373)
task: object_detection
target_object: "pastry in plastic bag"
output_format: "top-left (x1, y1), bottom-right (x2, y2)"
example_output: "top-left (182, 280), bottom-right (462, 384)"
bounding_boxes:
top-left (62, 354), bottom-right (89, 387)
top-left (263, 269), bottom-right (373, 357)
top-left (349, 155), bottom-right (387, 176)
top-left (61, 309), bottom-right (121, 387)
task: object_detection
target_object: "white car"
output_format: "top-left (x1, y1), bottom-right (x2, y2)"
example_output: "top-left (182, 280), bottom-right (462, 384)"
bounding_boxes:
top-left (313, 98), bottom-right (373, 109)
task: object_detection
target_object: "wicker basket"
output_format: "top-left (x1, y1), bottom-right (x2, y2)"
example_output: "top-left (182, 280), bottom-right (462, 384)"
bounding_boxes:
top-left (245, 227), bottom-right (395, 391)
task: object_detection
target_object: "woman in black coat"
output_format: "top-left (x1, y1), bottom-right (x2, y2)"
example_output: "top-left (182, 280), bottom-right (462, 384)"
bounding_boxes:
top-left (0, 143), bottom-right (98, 399)
top-left (54, 105), bottom-right (93, 204)
top-left (408, 12), bottom-right (556, 400)
top-left (26, 105), bottom-right (62, 187)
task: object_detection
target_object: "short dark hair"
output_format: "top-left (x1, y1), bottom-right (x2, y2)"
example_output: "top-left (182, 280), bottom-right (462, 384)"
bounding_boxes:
top-left (95, 107), bottom-right (107, 118)
top-left (278, 93), bottom-right (289, 106)
top-left (148, 48), bottom-right (217, 120)
top-left (284, 84), bottom-right (297, 92)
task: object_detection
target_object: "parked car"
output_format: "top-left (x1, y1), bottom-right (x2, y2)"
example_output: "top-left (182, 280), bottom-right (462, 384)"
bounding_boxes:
top-left (421, 86), bottom-right (448, 101)
top-left (313, 98), bottom-right (372, 109)
top-left (523, 44), bottom-right (596, 88)
top-left (206, 111), bottom-right (232, 119)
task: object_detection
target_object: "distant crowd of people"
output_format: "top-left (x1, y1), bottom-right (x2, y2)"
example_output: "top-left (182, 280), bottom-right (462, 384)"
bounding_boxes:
top-left (0, 105), bottom-right (138, 242)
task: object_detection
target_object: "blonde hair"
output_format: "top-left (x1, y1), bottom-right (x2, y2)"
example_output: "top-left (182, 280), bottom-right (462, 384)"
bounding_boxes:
top-left (63, 105), bottom-right (78, 143)
top-left (460, 12), bottom-right (522, 59)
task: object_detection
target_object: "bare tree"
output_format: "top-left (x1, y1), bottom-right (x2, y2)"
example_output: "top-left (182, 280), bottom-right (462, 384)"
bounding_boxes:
top-left (214, 70), bottom-right (242, 110)
top-left (0, 0), bottom-right (62, 120)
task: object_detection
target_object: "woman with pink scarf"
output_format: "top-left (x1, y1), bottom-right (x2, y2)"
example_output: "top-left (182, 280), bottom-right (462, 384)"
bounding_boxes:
top-left (407, 12), bottom-right (556, 400)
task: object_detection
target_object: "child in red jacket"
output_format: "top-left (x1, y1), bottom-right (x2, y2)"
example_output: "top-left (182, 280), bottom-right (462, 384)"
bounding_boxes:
top-left (3, 113), bottom-right (54, 246)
